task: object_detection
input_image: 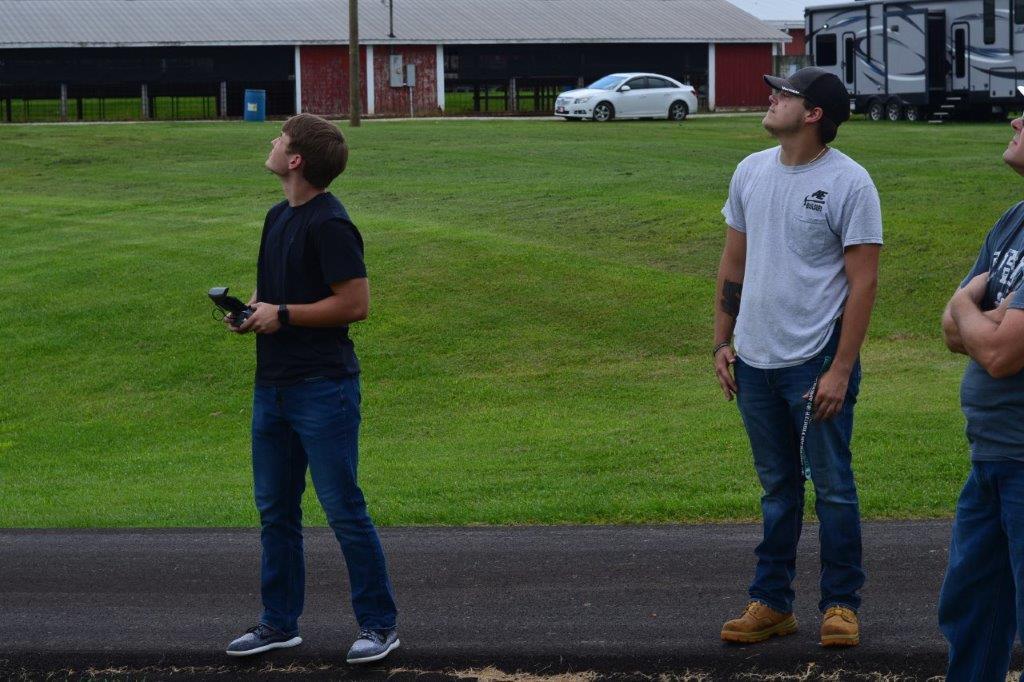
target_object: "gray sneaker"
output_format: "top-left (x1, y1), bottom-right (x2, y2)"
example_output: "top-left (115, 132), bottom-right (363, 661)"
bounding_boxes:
top-left (346, 627), bottom-right (400, 664)
top-left (226, 623), bottom-right (302, 657)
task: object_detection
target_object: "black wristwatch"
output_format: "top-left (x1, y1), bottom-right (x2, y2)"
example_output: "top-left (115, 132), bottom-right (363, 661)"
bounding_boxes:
top-left (278, 304), bottom-right (290, 326)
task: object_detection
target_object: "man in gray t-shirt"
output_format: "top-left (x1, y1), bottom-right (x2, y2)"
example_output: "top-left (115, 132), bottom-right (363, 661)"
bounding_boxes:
top-left (938, 104), bottom-right (1024, 681)
top-left (713, 68), bottom-right (882, 648)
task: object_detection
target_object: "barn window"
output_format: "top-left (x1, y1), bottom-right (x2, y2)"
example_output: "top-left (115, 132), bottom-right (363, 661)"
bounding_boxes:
top-left (816, 34), bottom-right (838, 66)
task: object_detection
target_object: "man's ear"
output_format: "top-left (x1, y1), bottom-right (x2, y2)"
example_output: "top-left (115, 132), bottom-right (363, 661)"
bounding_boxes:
top-left (804, 106), bottom-right (824, 125)
top-left (288, 154), bottom-right (303, 171)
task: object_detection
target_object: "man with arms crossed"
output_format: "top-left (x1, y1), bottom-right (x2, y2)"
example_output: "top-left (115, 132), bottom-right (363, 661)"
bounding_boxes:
top-left (714, 68), bottom-right (882, 647)
top-left (939, 96), bottom-right (1024, 681)
top-left (224, 114), bottom-right (399, 663)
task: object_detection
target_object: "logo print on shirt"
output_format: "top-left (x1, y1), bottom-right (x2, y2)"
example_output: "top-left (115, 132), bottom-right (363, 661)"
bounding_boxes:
top-left (803, 190), bottom-right (829, 212)
top-left (992, 248), bottom-right (1024, 304)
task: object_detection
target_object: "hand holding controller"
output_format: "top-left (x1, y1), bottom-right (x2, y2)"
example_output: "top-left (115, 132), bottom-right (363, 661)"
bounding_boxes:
top-left (208, 287), bottom-right (254, 328)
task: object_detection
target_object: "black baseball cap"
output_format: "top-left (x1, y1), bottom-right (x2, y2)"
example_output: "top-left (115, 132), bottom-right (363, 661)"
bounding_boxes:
top-left (763, 67), bottom-right (851, 128)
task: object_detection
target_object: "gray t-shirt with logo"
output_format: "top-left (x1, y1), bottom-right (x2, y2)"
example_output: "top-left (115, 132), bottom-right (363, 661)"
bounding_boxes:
top-left (721, 146), bottom-right (883, 369)
top-left (958, 201), bottom-right (1024, 462)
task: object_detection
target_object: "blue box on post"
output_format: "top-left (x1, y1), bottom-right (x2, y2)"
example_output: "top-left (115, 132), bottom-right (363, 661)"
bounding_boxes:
top-left (243, 89), bottom-right (266, 122)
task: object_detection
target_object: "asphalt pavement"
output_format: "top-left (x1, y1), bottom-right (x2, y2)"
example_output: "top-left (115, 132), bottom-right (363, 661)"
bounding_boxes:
top-left (0, 522), bottom-right (1014, 680)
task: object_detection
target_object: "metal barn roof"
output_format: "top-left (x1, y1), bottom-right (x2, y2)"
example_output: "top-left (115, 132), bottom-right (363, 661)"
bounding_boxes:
top-left (0, 0), bottom-right (791, 48)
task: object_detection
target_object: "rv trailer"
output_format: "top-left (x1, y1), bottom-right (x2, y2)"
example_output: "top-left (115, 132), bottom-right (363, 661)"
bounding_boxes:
top-left (805, 0), bottom-right (1024, 121)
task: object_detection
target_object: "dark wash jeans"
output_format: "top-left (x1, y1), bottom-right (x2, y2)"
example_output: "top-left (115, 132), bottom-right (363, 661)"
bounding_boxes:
top-left (251, 375), bottom-right (397, 634)
top-left (734, 329), bottom-right (864, 614)
top-left (940, 461), bottom-right (1024, 682)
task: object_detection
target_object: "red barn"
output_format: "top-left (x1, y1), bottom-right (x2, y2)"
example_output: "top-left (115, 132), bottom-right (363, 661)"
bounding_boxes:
top-left (0, 0), bottom-right (788, 121)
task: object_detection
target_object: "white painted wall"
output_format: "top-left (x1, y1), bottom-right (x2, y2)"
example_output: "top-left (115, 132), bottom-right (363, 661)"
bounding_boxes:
top-left (436, 45), bottom-right (445, 111)
top-left (293, 45), bottom-right (302, 114)
top-left (366, 45), bottom-right (375, 115)
top-left (707, 43), bottom-right (716, 111)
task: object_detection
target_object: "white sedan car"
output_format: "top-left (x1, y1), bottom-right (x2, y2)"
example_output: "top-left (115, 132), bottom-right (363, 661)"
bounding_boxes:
top-left (554, 73), bottom-right (698, 122)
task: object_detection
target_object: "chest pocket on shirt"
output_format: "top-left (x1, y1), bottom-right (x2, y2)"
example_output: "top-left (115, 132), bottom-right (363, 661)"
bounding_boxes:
top-left (786, 215), bottom-right (837, 262)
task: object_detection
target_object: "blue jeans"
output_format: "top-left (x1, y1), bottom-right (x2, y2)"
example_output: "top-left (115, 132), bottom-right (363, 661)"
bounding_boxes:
top-left (734, 333), bottom-right (864, 614)
top-left (252, 376), bottom-right (397, 635)
top-left (939, 461), bottom-right (1024, 682)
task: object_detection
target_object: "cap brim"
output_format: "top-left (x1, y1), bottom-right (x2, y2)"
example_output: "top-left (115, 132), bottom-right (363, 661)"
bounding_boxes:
top-left (763, 74), bottom-right (803, 96)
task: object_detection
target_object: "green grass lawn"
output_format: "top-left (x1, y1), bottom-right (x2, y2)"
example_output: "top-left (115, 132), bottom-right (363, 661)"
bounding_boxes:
top-left (0, 117), bottom-right (1014, 527)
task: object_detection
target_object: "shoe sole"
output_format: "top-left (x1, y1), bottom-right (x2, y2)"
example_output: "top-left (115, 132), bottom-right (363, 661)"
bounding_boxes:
top-left (721, 616), bottom-right (798, 644)
top-left (821, 633), bottom-right (860, 647)
top-left (226, 636), bottom-right (303, 657)
top-left (347, 638), bottom-right (400, 664)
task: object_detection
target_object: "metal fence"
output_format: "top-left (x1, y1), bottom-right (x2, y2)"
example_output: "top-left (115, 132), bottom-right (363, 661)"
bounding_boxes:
top-left (0, 80), bottom-right (295, 123)
top-left (445, 78), bottom-right (581, 115)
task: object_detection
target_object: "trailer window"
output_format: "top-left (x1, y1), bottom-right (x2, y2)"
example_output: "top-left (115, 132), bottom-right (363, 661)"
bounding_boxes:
top-left (816, 34), bottom-right (838, 66)
top-left (1017, 0), bottom-right (1024, 24)
top-left (955, 28), bottom-right (966, 77)
top-left (844, 36), bottom-right (855, 83)
top-left (984, 0), bottom-right (996, 44)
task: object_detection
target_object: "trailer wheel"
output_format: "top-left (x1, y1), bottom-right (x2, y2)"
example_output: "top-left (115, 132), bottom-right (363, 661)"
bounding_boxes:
top-left (867, 99), bottom-right (885, 121)
top-left (904, 105), bottom-right (921, 122)
top-left (886, 99), bottom-right (903, 121)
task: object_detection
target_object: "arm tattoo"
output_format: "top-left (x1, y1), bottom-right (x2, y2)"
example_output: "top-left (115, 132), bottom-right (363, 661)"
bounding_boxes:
top-left (720, 280), bottom-right (742, 318)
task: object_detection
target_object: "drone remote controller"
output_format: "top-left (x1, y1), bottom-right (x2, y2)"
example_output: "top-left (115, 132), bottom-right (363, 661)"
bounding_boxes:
top-left (208, 287), bottom-right (253, 327)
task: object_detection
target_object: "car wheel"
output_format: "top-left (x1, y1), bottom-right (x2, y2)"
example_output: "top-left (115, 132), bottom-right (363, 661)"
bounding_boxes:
top-left (668, 100), bottom-right (689, 121)
top-left (886, 99), bottom-right (903, 121)
top-left (867, 99), bottom-right (885, 121)
top-left (592, 102), bottom-right (614, 122)
top-left (904, 105), bottom-right (921, 122)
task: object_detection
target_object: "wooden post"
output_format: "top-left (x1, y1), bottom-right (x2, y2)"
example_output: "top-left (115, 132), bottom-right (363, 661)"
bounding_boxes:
top-left (508, 77), bottom-right (517, 113)
top-left (141, 84), bottom-right (150, 119)
top-left (219, 81), bottom-right (227, 118)
top-left (59, 83), bottom-right (68, 121)
top-left (349, 0), bottom-right (361, 127)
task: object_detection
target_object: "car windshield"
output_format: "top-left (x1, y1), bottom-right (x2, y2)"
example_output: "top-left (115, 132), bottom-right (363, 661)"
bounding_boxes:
top-left (587, 75), bottom-right (626, 91)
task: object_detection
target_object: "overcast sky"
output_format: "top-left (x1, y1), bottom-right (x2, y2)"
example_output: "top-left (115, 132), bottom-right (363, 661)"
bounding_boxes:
top-left (726, 0), bottom-right (843, 22)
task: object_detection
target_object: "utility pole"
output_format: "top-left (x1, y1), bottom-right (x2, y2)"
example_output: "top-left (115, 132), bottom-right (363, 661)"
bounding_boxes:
top-left (349, 0), bottom-right (361, 126)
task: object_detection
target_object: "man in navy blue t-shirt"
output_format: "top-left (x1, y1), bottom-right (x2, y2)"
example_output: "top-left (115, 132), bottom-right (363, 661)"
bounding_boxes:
top-left (223, 114), bottom-right (399, 664)
top-left (939, 97), bottom-right (1024, 680)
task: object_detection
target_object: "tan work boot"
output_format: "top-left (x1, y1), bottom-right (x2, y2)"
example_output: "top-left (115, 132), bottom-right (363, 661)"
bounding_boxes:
top-left (721, 601), bottom-right (798, 643)
top-left (820, 606), bottom-right (859, 647)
